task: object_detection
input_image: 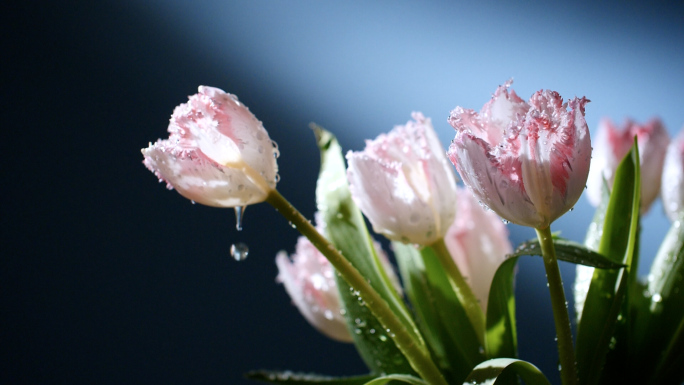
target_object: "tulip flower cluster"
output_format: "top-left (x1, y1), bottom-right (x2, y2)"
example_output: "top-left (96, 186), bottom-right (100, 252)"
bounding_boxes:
top-left (142, 83), bottom-right (684, 385)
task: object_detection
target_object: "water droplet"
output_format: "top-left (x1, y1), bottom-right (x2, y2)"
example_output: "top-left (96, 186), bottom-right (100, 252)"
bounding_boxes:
top-left (230, 242), bottom-right (249, 261)
top-left (378, 334), bottom-right (388, 342)
top-left (272, 140), bottom-right (280, 158)
top-left (234, 206), bottom-right (246, 231)
top-left (501, 218), bottom-right (510, 224)
top-left (569, 207), bottom-right (574, 212)
top-left (190, 200), bottom-right (196, 205)
top-left (652, 293), bottom-right (662, 303)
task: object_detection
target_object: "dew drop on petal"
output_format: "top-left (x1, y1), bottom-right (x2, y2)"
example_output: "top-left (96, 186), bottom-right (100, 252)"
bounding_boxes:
top-left (230, 242), bottom-right (249, 261)
top-left (271, 140), bottom-right (280, 158)
top-left (234, 206), bottom-right (246, 231)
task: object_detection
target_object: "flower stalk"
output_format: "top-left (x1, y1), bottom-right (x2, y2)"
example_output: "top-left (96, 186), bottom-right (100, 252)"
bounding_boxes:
top-left (430, 238), bottom-right (486, 345)
top-left (536, 226), bottom-right (577, 385)
top-left (266, 189), bottom-right (448, 385)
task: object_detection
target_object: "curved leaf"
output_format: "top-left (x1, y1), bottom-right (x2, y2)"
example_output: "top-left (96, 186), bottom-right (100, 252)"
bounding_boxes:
top-left (510, 238), bottom-right (624, 269)
top-left (463, 358), bottom-right (551, 385)
top-left (363, 374), bottom-right (427, 385)
top-left (637, 218), bottom-right (684, 384)
top-left (245, 371), bottom-right (377, 385)
top-left (575, 142), bottom-right (640, 385)
top-left (313, 125), bottom-right (416, 374)
top-left (485, 257), bottom-right (518, 359)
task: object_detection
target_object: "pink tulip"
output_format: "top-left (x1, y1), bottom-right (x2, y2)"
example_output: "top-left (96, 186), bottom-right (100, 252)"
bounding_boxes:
top-left (276, 216), bottom-right (400, 342)
top-left (586, 118), bottom-right (669, 212)
top-left (142, 86), bottom-right (278, 207)
top-left (444, 188), bottom-right (513, 312)
top-left (448, 80), bottom-right (591, 229)
top-left (346, 112), bottom-right (458, 245)
top-left (661, 129), bottom-right (684, 221)
top-left (276, 235), bottom-right (352, 342)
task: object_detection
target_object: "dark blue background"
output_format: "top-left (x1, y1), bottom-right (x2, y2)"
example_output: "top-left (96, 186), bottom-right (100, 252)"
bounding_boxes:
top-left (3, 1), bottom-right (683, 384)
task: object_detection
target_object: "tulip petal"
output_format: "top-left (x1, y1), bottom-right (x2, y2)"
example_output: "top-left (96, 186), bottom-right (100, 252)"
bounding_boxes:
top-left (142, 86), bottom-right (278, 207)
top-left (448, 81), bottom-right (591, 228)
top-left (142, 140), bottom-right (267, 207)
top-left (586, 117), bottom-right (668, 212)
top-left (347, 113), bottom-right (457, 244)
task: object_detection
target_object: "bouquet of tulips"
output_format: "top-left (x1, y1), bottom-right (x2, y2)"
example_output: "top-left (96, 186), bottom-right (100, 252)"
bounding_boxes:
top-left (141, 82), bottom-right (684, 385)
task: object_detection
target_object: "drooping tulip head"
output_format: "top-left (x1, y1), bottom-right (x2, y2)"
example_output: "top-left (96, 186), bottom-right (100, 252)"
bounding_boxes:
top-left (448, 80), bottom-right (591, 229)
top-left (586, 117), bottom-right (669, 212)
top-left (346, 112), bottom-right (458, 245)
top-left (444, 187), bottom-right (513, 312)
top-left (142, 86), bottom-right (279, 207)
top-left (661, 129), bottom-right (684, 222)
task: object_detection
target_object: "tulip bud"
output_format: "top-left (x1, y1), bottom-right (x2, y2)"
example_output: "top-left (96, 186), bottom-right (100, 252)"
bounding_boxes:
top-left (346, 112), bottom-right (458, 245)
top-left (661, 129), bottom-right (684, 221)
top-left (444, 188), bottom-right (513, 312)
top-left (142, 86), bottom-right (279, 207)
top-left (586, 118), bottom-right (669, 212)
top-left (276, 216), bottom-right (400, 342)
top-left (448, 80), bottom-right (591, 229)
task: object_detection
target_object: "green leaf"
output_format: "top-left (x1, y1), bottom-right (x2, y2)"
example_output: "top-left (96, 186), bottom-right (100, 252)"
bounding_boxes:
top-left (462, 358), bottom-right (552, 385)
top-left (245, 371), bottom-right (377, 385)
top-left (575, 142), bottom-right (640, 385)
top-left (635, 218), bottom-right (684, 384)
top-left (362, 374), bottom-right (427, 385)
top-left (313, 125), bottom-right (417, 374)
top-left (485, 256), bottom-right (519, 359)
top-left (393, 242), bottom-right (483, 384)
top-left (574, 178), bottom-right (611, 322)
top-left (510, 237), bottom-right (625, 269)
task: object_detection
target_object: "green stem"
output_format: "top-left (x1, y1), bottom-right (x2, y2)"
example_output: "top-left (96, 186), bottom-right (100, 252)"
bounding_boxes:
top-left (535, 226), bottom-right (577, 385)
top-left (430, 238), bottom-right (486, 346)
top-left (266, 190), bottom-right (447, 385)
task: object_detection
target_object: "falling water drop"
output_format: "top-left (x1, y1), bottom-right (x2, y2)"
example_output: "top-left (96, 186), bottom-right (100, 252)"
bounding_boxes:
top-left (230, 243), bottom-right (249, 261)
top-left (234, 206), bottom-right (246, 231)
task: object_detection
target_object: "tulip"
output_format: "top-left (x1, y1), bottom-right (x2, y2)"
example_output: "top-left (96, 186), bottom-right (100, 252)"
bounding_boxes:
top-left (346, 112), bottom-right (458, 245)
top-left (444, 187), bottom-right (513, 312)
top-left (276, 235), bottom-right (352, 342)
top-left (586, 118), bottom-right (669, 212)
top-left (142, 86), bottom-right (279, 207)
top-left (661, 129), bottom-right (684, 221)
top-left (447, 80), bottom-right (591, 229)
top-left (276, 216), bottom-right (400, 342)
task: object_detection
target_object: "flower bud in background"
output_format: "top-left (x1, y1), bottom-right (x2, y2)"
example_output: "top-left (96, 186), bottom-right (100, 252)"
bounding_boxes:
top-left (346, 112), bottom-right (458, 245)
top-left (276, 235), bottom-right (352, 342)
top-left (142, 86), bottom-right (279, 207)
top-left (444, 188), bottom-right (513, 312)
top-left (448, 80), bottom-right (591, 229)
top-left (586, 118), bottom-right (669, 212)
top-left (661, 129), bottom-right (684, 221)
top-left (276, 216), bottom-right (400, 342)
